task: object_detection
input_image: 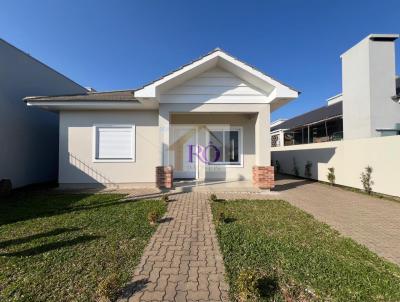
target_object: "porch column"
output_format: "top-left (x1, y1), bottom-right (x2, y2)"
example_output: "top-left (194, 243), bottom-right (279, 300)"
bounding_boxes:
top-left (253, 105), bottom-right (275, 189)
top-left (255, 106), bottom-right (270, 166)
top-left (279, 130), bottom-right (285, 147)
top-left (157, 107), bottom-right (173, 189)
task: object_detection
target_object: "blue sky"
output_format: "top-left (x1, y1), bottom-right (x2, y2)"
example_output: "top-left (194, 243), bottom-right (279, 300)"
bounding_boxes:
top-left (1, 0), bottom-right (399, 121)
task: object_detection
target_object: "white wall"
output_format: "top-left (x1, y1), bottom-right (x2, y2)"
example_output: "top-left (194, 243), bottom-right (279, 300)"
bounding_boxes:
top-left (59, 110), bottom-right (159, 187)
top-left (0, 39), bottom-right (87, 188)
top-left (342, 35), bottom-right (400, 140)
top-left (272, 136), bottom-right (400, 197)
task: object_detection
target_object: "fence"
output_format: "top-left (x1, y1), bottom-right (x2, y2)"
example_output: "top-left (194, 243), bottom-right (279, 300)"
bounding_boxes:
top-left (271, 135), bottom-right (400, 197)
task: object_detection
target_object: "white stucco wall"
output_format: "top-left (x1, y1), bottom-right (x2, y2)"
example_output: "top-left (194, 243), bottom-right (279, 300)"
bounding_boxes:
top-left (59, 108), bottom-right (268, 186)
top-left (59, 110), bottom-right (159, 187)
top-left (0, 39), bottom-right (87, 188)
top-left (272, 136), bottom-right (400, 197)
top-left (342, 36), bottom-right (400, 140)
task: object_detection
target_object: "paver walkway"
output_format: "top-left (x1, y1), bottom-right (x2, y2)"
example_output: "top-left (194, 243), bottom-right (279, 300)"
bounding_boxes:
top-left (118, 192), bottom-right (229, 302)
top-left (117, 175), bottom-right (400, 301)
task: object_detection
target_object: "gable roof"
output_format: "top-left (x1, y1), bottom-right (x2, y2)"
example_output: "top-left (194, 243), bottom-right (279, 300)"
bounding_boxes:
top-left (271, 101), bottom-right (343, 131)
top-left (25, 48), bottom-right (299, 111)
top-left (134, 48), bottom-right (299, 109)
top-left (136, 48), bottom-right (299, 93)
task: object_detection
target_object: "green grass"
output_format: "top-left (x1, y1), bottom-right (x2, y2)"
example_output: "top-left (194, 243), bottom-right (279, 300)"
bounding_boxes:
top-left (0, 191), bottom-right (166, 302)
top-left (212, 199), bottom-right (400, 302)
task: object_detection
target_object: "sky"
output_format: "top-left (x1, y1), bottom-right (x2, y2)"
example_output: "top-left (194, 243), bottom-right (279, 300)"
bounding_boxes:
top-left (1, 0), bottom-right (399, 121)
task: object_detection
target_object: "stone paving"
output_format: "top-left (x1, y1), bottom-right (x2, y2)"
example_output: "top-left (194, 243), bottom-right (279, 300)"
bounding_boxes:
top-left (118, 192), bottom-right (229, 302)
top-left (116, 175), bottom-right (400, 301)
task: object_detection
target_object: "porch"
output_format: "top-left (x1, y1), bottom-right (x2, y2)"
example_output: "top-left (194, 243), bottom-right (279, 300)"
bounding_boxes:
top-left (157, 109), bottom-right (275, 190)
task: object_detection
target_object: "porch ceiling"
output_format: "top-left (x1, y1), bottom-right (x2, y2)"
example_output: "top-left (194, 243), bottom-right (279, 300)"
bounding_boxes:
top-left (170, 112), bottom-right (256, 124)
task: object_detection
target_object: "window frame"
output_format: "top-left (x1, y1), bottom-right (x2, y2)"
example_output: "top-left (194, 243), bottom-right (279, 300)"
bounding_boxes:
top-left (205, 126), bottom-right (243, 167)
top-left (92, 124), bottom-right (136, 163)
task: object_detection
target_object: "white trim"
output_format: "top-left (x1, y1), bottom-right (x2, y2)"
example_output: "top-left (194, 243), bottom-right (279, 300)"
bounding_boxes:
top-left (171, 125), bottom-right (199, 179)
top-left (205, 125), bottom-right (244, 167)
top-left (92, 124), bottom-right (136, 162)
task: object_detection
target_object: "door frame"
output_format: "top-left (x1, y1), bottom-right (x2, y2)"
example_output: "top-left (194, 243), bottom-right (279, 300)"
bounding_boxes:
top-left (171, 125), bottom-right (199, 180)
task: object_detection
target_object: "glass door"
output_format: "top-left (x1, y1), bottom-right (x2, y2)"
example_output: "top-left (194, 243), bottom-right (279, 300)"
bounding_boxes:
top-left (170, 126), bottom-right (197, 179)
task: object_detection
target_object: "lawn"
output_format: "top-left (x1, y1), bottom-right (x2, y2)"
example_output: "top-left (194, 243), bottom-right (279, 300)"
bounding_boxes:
top-left (0, 191), bottom-right (166, 302)
top-left (212, 199), bottom-right (400, 302)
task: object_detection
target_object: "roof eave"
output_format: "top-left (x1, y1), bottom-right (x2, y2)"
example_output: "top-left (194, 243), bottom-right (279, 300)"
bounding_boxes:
top-left (25, 99), bottom-right (158, 111)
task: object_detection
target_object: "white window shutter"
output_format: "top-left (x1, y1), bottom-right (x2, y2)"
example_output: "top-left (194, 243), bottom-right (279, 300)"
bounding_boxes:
top-left (96, 126), bottom-right (134, 159)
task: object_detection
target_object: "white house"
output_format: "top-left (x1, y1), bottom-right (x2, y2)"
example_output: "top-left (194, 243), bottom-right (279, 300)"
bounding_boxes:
top-left (25, 49), bottom-right (298, 190)
top-left (0, 39), bottom-right (87, 189)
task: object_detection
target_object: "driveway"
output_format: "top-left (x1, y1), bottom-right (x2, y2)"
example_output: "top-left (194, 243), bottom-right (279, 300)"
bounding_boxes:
top-left (221, 175), bottom-right (400, 266)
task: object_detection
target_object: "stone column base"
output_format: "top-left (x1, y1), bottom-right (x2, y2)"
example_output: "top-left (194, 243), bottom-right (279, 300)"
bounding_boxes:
top-left (156, 166), bottom-right (173, 189)
top-left (252, 166), bottom-right (275, 189)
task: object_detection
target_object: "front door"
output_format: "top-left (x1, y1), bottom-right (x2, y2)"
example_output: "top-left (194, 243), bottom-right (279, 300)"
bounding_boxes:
top-left (171, 126), bottom-right (197, 179)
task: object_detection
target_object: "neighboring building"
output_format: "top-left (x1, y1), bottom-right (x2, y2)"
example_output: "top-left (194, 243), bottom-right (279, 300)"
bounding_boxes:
top-left (271, 34), bottom-right (400, 147)
top-left (271, 96), bottom-right (343, 147)
top-left (25, 49), bottom-right (298, 190)
top-left (0, 39), bottom-right (87, 188)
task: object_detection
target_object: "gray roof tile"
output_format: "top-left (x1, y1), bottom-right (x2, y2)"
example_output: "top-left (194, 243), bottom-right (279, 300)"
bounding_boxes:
top-left (271, 101), bottom-right (342, 131)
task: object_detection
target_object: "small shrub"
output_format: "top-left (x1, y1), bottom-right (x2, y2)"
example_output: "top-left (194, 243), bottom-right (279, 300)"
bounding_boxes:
top-left (275, 160), bottom-right (281, 174)
top-left (147, 211), bottom-right (160, 225)
top-left (236, 268), bottom-right (276, 302)
top-left (360, 166), bottom-right (374, 194)
top-left (209, 193), bottom-right (218, 202)
top-left (235, 268), bottom-right (316, 302)
top-left (96, 273), bottom-right (121, 302)
top-left (304, 161), bottom-right (312, 178)
top-left (0, 179), bottom-right (12, 197)
top-left (292, 158), bottom-right (299, 177)
top-left (218, 212), bottom-right (226, 223)
top-left (327, 167), bottom-right (335, 185)
top-left (161, 194), bottom-right (169, 203)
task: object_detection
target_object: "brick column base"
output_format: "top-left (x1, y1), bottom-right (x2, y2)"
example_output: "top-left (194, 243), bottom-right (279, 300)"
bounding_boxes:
top-left (252, 166), bottom-right (275, 189)
top-left (156, 166), bottom-right (173, 189)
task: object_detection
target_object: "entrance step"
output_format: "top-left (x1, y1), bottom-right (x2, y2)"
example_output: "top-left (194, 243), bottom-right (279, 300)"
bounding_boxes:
top-left (172, 180), bottom-right (261, 193)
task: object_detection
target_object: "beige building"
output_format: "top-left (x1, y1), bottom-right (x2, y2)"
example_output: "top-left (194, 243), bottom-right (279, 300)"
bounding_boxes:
top-left (26, 49), bottom-right (298, 190)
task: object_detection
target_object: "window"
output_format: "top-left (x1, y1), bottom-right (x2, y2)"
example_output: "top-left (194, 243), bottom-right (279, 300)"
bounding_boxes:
top-left (94, 125), bottom-right (135, 161)
top-left (271, 134), bottom-right (280, 147)
top-left (207, 127), bottom-right (242, 165)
